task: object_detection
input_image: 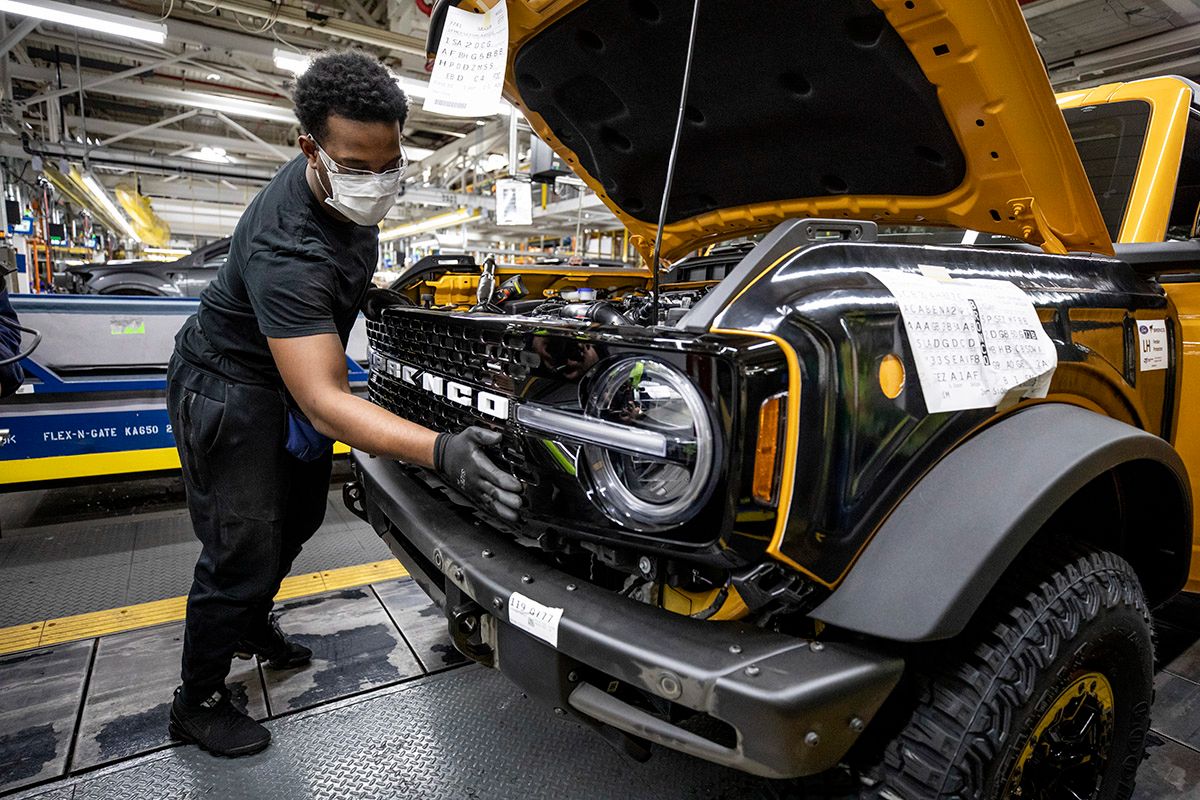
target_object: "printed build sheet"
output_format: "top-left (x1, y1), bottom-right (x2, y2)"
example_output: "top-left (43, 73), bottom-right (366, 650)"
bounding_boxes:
top-left (423, 0), bottom-right (509, 118)
top-left (868, 268), bottom-right (1058, 414)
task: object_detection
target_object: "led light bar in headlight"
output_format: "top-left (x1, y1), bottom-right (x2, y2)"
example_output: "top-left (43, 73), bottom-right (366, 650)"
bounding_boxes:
top-left (581, 357), bottom-right (715, 530)
top-left (515, 404), bottom-right (668, 457)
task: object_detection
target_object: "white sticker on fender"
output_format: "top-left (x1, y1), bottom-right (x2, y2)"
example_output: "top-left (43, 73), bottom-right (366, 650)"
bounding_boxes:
top-left (868, 268), bottom-right (1058, 414)
top-left (1137, 320), bottom-right (1168, 371)
top-left (508, 591), bottom-right (563, 648)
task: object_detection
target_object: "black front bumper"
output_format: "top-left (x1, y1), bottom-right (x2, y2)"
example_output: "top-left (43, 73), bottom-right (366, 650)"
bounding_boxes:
top-left (350, 452), bottom-right (903, 779)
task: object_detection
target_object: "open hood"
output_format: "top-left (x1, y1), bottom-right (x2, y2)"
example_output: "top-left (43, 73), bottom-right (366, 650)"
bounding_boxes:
top-left (485, 0), bottom-right (1113, 260)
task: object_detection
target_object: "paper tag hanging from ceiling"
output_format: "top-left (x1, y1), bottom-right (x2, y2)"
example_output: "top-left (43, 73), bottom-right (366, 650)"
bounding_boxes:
top-left (867, 268), bottom-right (1058, 414)
top-left (423, 0), bottom-right (509, 118)
top-left (495, 178), bottom-right (532, 226)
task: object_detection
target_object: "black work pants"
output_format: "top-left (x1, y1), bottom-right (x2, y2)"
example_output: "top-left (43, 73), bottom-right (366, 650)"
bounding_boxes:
top-left (167, 356), bottom-right (331, 702)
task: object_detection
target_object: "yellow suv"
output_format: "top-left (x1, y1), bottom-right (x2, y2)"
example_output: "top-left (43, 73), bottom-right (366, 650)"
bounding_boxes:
top-left (350, 2), bottom-right (1200, 797)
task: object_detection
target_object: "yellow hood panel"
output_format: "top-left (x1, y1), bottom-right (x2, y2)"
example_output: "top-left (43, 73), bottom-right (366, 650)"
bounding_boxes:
top-left (482, 0), bottom-right (1112, 261)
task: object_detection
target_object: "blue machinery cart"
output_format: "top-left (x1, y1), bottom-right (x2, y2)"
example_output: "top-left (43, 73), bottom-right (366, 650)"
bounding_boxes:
top-left (0, 295), bottom-right (369, 488)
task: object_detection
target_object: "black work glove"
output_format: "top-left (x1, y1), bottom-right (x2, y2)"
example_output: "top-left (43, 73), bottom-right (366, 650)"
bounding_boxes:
top-left (434, 427), bottom-right (523, 522)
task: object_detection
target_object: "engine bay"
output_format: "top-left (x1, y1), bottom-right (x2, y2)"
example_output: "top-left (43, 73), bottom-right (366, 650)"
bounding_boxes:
top-left (375, 246), bottom-right (755, 328)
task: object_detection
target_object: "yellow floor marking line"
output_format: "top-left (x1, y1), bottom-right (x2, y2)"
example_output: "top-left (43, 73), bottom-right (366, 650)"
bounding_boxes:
top-left (0, 559), bottom-right (410, 657)
top-left (0, 621), bottom-right (44, 654)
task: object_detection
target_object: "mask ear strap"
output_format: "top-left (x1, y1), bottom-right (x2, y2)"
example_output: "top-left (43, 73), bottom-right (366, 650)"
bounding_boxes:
top-left (315, 165), bottom-right (335, 200)
top-left (306, 136), bottom-right (336, 197)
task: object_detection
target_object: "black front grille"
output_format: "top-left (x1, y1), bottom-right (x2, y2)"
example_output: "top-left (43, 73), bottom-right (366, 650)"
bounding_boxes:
top-left (366, 310), bottom-right (535, 472)
top-left (366, 311), bottom-right (537, 389)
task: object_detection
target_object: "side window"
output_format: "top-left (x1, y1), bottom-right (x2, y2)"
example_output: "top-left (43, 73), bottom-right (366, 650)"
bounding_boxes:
top-left (1167, 108), bottom-right (1200, 240)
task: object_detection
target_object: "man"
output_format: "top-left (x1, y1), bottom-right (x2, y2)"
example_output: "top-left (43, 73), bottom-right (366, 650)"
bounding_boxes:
top-left (166, 51), bottom-right (522, 757)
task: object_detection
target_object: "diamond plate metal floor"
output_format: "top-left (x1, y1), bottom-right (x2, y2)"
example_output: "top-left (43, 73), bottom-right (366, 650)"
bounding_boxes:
top-left (0, 475), bottom-right (378, 627)
top-left (4, 477), bottom-right (1200, 798)
top-left (11, 667), bottom-right (776, 800)
top-left (1, 601), bottom-right (1199, 799)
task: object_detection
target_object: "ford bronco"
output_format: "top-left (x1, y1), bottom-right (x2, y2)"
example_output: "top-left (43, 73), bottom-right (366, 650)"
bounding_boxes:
top-left (344, 1), bottom-right (1200, 797)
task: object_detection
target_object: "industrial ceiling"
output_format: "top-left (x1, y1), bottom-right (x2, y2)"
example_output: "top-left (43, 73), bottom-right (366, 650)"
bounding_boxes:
top-left (2, 0), bottom-right (1199, 244)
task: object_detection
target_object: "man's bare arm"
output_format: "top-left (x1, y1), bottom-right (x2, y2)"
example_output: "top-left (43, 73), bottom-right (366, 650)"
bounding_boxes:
top-left (268, 333), bottom-right (437, 466)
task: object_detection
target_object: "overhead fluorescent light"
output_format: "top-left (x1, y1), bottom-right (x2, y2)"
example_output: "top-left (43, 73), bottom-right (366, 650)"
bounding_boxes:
top-left (0, 0), bottom-right (167, 44)
top-left (274, 48), bottom-right (312, 75)
top-left (404, 145), bottom-right (435, 162)
top-left (379, 207), bottom-right (479, 242)
top-left (168, 90), bottom-right (295, 124)
top-left (81, 173), bottom-right (139, 241)
top-left (186, 146), bottom-right (233, 164)
top-left (394, 74), bottom-right (430, 99)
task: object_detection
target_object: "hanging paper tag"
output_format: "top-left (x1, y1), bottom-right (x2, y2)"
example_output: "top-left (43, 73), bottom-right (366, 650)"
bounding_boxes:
top-left (495, 178), bottom-right (532, 225)
top-left (868, 268), bottom-right (1058, 414)
top-left (423, 0), bottom-right (509, 118)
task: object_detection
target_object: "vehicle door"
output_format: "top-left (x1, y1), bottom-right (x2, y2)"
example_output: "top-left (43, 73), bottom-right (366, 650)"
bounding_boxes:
top-left (178, 249), bottom-right (228, 297)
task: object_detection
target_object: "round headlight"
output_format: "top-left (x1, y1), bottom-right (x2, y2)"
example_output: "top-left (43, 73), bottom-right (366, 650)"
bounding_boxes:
top-left (582, 357), bottom-right (714, 530)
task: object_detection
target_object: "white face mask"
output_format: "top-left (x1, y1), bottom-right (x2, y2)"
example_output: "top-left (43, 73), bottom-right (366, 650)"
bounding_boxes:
top-left (311, 139), bottom-right (406, 227)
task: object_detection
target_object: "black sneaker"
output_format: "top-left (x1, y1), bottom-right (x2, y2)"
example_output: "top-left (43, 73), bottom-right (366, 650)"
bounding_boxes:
top-left (233, 613), bottom-right (312, 669)
top-left (168, 687), bottom-right (270, 757)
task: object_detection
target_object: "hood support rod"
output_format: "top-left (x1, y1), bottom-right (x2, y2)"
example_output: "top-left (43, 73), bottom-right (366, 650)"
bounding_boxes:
top-left (649, 0), bottom-right (702, 324)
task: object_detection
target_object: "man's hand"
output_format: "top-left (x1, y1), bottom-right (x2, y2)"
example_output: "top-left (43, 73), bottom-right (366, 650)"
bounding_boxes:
top-left (435, 427), bottom-right (523, 522)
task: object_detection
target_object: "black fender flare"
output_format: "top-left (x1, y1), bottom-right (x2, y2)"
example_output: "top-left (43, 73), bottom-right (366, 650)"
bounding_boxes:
top-left (810, 404), bottom-right (1192, 642)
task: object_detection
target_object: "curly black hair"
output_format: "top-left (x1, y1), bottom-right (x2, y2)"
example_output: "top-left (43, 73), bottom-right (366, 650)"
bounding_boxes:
top-left (293, 51), bottom-right (409, 142)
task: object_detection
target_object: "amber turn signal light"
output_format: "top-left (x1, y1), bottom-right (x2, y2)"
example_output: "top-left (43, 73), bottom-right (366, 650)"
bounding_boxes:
top-left (879, 353), bottom-right (905, 399)
top-left (753, 394), bottom-right (786, 504)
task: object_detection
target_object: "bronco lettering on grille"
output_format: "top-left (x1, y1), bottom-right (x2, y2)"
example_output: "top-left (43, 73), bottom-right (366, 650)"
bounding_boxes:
top-left (371, 353), bottom-right (511, 421)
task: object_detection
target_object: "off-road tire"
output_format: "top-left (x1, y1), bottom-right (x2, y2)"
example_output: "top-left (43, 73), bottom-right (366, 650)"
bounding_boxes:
top-left (860, 542), bottom-right (1153, 800)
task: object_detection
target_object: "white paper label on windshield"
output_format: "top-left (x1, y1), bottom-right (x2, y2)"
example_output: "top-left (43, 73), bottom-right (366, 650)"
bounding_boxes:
top-left (1137, 320), bottom-right (1168, 372)
top-left (868, 268), bottom-right (1058, 414)
top-left (423, 0), bottom-right (508, 118)
top-left (495, 178), bottom-right (532, 226)
top-left (508, 591), bottom-right (563, 648)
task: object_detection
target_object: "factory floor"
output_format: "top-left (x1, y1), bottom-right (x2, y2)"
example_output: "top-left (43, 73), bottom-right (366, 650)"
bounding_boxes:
top-left (1, 472), bottom-right (1199, 799)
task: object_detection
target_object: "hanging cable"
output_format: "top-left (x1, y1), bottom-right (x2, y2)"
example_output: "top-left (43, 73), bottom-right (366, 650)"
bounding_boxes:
top-left (0, 324), bottom-right (41, 367)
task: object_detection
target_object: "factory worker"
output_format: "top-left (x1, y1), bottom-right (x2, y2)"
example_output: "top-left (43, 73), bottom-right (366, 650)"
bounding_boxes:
top-left (166, 51), bottom-right (521, 757)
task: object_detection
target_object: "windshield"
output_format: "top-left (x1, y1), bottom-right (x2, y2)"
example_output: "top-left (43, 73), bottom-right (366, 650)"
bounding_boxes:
top-left (1062, 100), bottom-right (1151, 241)
top-left (876, 99), bottom-right (1153, 248)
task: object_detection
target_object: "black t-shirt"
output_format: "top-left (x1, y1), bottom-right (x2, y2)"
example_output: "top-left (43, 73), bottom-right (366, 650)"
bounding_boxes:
top-left (174, 155), bottom-right (378, 386)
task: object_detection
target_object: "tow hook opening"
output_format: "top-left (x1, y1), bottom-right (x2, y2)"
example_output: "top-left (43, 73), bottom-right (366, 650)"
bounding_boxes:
top-left (343, 480), bottom-right (368, 521)
top-left (448, 600), bottom-right (495, 667)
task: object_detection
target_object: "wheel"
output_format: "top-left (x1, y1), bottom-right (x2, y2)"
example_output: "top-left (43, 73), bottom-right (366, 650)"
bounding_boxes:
top-left (859, 542), bottom-right (1153, 800)
top-left (103, 287), bottom-right (161, 296)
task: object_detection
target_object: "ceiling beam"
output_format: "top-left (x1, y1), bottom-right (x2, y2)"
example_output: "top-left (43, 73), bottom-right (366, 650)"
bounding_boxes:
top-left (133, 0), bottom-right (426, 57)
top-left (1160, 0), bottom-right (1200, 23)
top-left (0, 17), bottom-right (37, 59)
top-left (1020, 0), bottom-right (1091, 20)
top-left (96, 109), bottom-right (199, 149)
top-left (2, 138), bottom-right (278, 181)
top-left (64, 115), bottom-right (289, 162)
top-left (97, 174), bottom-right (262, 204)
top-left (18, 49), bottom-right (195, 110)
top-left (1046, 21), bottom-right (1200, 81)
top-left (9, 62), bottom-right (296, 123)
top-left (215, 112), bottom-right (291, 162)
top-left (419, 119), bottom-right (508, 172)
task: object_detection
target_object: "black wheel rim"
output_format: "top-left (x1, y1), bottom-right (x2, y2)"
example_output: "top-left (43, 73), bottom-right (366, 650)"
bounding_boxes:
top-left (1005, 671), bottom-right (1116, 800)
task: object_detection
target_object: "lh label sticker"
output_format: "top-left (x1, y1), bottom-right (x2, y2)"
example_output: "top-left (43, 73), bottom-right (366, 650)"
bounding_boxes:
top-left (1138, 320), bottom-right (1168, 371)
